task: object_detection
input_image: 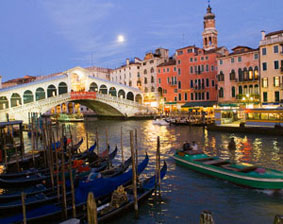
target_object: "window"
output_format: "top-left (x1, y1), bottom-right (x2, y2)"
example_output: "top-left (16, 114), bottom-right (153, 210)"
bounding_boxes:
top-left (206, 78), bottom-right (209, 87)
top-left (190, 66), bottom-right (193, 74)
top-left (150, 67), bottom-right (154, 73)
top-left (211, 65), bottom-right (214, 71)
top-left (262, 62), bottom-right (267, 71)
top-left (254, 53), bottom-right (259, 60)
top-left (248, 67), bottom-right (253, 80)
top-left (205, 56), bottom-right (208, 60)
top-left (206, 65), bottom-right (209, 72)
top-left (187, 49), bottom-right (193, 53)
top-left (184, 93), bottom-right (188, 101)
top-left (129, 81), bottom-right (132, 86)
top-left (239, 86), bottom-right (242, 94)
top-left (144, 77), bottom-right (147, 84)
top-left (167, 77), bottom-right (170, 84)
top-left (190, 58), bottom-right (193, 62)
top-left (178, 81), bottom-right (181, 89)
top-left (274, 77), bottom-right (280, 87)
top-left (178, 51), bottom-right (183, 55)
top-left (231, 58), bottom-right (234, 63)
top-left (174, 89), bottom-right (178, 93)
top-left (254, 67), bottom-right (259, 80)
top-left (167, 68), bottom-right (170, 72)
top-left (178, 93), bottom-right (182, 101)
top-left (195, 92), bottom-right (198, 100)
top-left (274, 61), bottom-right (279, 69)
top-left (158, 69), bottom-right (160, 73)
top-left (178, 60), bottom-right (181, 65)
top-left (212, 80), bottom-right (215, 87)
top-left (232, 86), bottom-right (236, 97)
top-left (151, 87), bottom-right (155, 92)
top-left (190, 80), bottom-right (193, 88)
top-left (262, 48), bottom-right (266, 55)
top-left (202, 92), bottom-right (204, 100)
top-left (150, 60), bottom-right (154, 64)
top-left (219, 59), bottom-right (223, 65)
top-left (274, 45), bottom-right (279, 54)
top-left (194, 58), bottom-right (197, 62)
top-left (178, 68), bottom-right (181, 75)
top-left (219, 88), bottom-right (224, 98)
top-left (151, 76), bottom-right (154, 83)
top-left (275, 91), bottom-right (280, 102)
top-left (206, 92), bottom-right (209, 100)
top-left (201, 65), bottom-right (204, 72)
top-left (238, 56), bottom-right (242, 62)
top-left (174, 96), bottom-right (177, 102)
top-left (191, 93), bottom-right (194, 100)
top-left (201, 57), bottom-right (204, 61)
top-left (158, 78), bottom-right (161, 84)
top-left (174, 67), bottom-right (177, 72)
top-left (144, 69), bottom-right (147, 74)
top-left (198, 92), bottom-right (201, 100)
top-left (263, 92), bottom-right (268, 102)
top-left (262, 78), bottom-right (268, 88)
top-left (194, 66), bottom-right (198, 74)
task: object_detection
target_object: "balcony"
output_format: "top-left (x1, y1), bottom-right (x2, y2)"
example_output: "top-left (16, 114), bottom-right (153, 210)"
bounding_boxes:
top-left (169, 82), bottom-right (177, 86)
top-left (260, 36), bottom-right (283, 46)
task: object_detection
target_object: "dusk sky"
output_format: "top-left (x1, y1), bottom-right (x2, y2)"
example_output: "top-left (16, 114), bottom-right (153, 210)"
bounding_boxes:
top-left (0, 0), bottom-right (282, 81)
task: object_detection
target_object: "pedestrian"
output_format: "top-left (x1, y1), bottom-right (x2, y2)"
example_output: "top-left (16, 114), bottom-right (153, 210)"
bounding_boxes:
top-left (228, 137), bottom-right (236, 151)
top-left (191, 141), bottom-right (198, 151)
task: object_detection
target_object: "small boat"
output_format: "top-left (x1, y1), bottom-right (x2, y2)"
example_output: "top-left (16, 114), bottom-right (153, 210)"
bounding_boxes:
top-left (173, 150), bottom-right (283, 189)
top-left (152, 119), bottom-right (169, 126)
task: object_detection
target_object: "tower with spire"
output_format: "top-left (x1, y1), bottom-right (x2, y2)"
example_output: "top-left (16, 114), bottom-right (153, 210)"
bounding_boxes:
top-left (202, 1), bottom-right (218, 50)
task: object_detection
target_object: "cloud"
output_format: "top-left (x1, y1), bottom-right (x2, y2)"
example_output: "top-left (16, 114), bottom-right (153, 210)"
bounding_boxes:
top-left (40, 0), bottom-right (124, 65)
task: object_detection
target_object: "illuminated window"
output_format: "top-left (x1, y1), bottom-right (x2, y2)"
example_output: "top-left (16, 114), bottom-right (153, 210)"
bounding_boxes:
top-left (262, 78), bottom-right (268, 88)
top-left (274, 77), bottom-right (280, 87)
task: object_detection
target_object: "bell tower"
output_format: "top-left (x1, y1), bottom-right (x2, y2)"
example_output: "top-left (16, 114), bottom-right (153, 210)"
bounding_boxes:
top-left (202, 1), bottom-right (218, 50)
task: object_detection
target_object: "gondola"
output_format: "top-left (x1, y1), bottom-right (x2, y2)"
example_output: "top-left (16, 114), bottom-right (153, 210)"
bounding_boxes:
top-left (0, 156), bottom-right (132, 213)
top-left (0, 154), bottom-right (149, 224)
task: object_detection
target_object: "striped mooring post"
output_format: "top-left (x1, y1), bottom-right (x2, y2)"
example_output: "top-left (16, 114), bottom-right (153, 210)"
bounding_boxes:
top-left (200, 210), bottom-right (215, 224)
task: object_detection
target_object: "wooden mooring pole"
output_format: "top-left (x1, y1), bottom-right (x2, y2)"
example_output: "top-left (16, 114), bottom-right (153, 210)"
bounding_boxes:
top-left (155, 136), bottom-right (161, 198)
top-left (130, 130), bottom-right (138, 218)
top-left (68, 126), bottom-right (76, 218)
top-left (95, 128), bottom-right (99, 154)
top-left (200, 210), bottom-right (215, 224)
top-left (61, 125), bottom-right (67, 219)
top-left (21, 192), bottom-right (27, 224)
top-left (87, 192), bottom-right (98, 224)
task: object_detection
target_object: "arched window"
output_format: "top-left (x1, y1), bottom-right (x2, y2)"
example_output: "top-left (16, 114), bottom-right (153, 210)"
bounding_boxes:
top-left (244, 85), bottom-right (248, 94)
top-left (11, 93), bottom-right (22, 107)
top-left (249, 85), bottom-right (253, 94)
top-left (135, 94), bottom-right (142, 103)
top-left (23, 90), bottom-right (34, 104)
top-left (254, 84), bottom-right (259, 94)
top-left (126, 92), bottom-right (134, 101)
top-left (89, 82), bottom-right (98, 92)
top-left (109, 87), bottom-right (117, 97)
top-left (239, 86), bottom-right (243, 95)
top-left (47, 84), bottom-right (57, 98)
top-left (243, 68), bottom-right (248, 81)
top-left (144, 69), bottom-right (147, 74)
top-left (151, 76), bottom-right (154, 83)
top-left (99, 85), bottom-right (107, 94)
top-left (0, 96), bottom-right (9, 110)
top-left (150, 67), bottom-right (154, 73)
top-left (158, 87), bottom-right (163, 96)
top-left (231, 86), bottom-right (236, 98)
top-left (58, 82), bottom-right (68, 95)
top-left (230, 69), bottom-right (236, 80)
top-left (238, 68), bottom-right (243, 81)
top-left (219, 88), bottom-right (224, 98)
top-left (36, 88), bottom-right (45, 101)
top-left (248, 67), bottom-right (253, 80)
top-left (151, 87), bottom-right (155, 92)
top-left (129, 81), bottom-right (132, 87)
top-left (254, 66), bottom-right (259, 80)
top-left (118, 89), bottom-right (125, 98)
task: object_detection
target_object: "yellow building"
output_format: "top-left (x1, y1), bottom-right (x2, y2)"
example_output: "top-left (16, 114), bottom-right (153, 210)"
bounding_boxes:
top-left (260, 30), bottom-right (283, 106)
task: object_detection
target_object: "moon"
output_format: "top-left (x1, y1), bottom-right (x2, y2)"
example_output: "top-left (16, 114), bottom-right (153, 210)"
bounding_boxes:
top-left (117, 35), bottom-right (125, 43)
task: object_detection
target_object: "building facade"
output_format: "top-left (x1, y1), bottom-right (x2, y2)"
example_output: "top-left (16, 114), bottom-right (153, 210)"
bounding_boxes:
top-left (217, 46), bottom-right (260, 105)
top-left (260, 30), bottom-right (283, 105)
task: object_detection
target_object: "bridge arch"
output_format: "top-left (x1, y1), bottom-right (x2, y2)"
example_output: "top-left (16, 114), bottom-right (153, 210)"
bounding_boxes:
top-left (0, 96), bottom-right (9, 109)
top-left (118, 89), bottom-right (125, 99)
top-left (58, 82), bottom-right (68, 95)
top-left (126, 91), bottom-right (134, 101)
top-left (47, 84), bottom-right (57, 97)
top-left (89, 82), bottom-right (98, 92)
top-left (135, 94), bottom-right (142, 103)
top-left (99, 84), bottom-right (108, 94)
top-left (109, 87), bottom-right (117, 97)
top-left (36, 87), bottom-right (45, 101)
top-left (11, 93), bottom-right (22, 107)
top-left (23, 90), bottom-right (34, 104)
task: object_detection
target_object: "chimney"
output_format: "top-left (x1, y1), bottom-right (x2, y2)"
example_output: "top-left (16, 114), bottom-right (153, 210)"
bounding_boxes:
top-left (261, 30), bottom-right (266, 40)
top-left (126, 58), bottom-right (130, 66)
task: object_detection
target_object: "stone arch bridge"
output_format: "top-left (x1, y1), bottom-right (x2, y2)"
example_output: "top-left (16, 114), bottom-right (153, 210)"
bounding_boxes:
top-left (0, 67), bottom-right (151, 123)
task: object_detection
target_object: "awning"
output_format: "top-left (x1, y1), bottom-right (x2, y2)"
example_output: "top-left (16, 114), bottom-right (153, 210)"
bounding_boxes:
top-left (181, 101), bottom-right (217, 108)
top-left (165, 102), bottom-right (177, 105)
top-left (218, 103), bottom-right (239, 107)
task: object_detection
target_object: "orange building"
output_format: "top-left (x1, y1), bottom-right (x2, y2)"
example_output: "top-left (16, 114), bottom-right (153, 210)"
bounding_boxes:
top-left (157, 4), bottom-right (228, 112)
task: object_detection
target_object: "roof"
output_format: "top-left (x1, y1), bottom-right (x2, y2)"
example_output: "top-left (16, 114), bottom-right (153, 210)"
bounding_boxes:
top-left (176, 45), bottom-right (199, 51)
top-left (265, 30), bottom-right (283, 37)
top-left (181, 101), bottom-right (217, 108)
top-left (157, 59), bottom-right (176, 67)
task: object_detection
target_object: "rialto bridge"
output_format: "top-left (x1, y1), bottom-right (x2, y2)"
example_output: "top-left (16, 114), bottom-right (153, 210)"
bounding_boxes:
top-left (0, 67), bottom-right (151, 123)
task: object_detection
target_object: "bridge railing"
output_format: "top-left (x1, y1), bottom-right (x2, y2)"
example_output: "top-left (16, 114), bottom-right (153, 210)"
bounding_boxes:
top-left (0, 93), bottom-right (70, 113)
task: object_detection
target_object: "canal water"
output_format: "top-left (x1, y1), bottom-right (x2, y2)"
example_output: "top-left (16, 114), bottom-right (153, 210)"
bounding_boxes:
top-left (26, 119), bottom-right (283, 223)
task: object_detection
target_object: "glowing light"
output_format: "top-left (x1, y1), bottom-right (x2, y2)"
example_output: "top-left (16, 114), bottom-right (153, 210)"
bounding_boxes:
top-left (117, 35), bottom-right (125, 43)
top-left (151, 102), bottom-right (158, 107)
top-left (243, 97), bottom-right (246, 100)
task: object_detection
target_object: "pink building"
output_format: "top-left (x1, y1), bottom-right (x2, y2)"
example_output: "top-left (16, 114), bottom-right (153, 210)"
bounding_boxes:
top-left (217, 46), bottom-right (260, 105)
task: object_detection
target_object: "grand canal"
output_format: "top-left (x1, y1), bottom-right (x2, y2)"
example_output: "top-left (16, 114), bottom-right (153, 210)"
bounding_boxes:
top-left (23, 119), bottom-right (283, 224)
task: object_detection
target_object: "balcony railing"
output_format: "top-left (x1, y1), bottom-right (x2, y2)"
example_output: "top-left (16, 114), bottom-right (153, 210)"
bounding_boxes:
top-left (260, 36), bottom-right (283, 46)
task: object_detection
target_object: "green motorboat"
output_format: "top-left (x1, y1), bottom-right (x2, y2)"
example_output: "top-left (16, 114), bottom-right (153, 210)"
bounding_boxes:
top-left (172, 150), bottom-right (283, 189)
